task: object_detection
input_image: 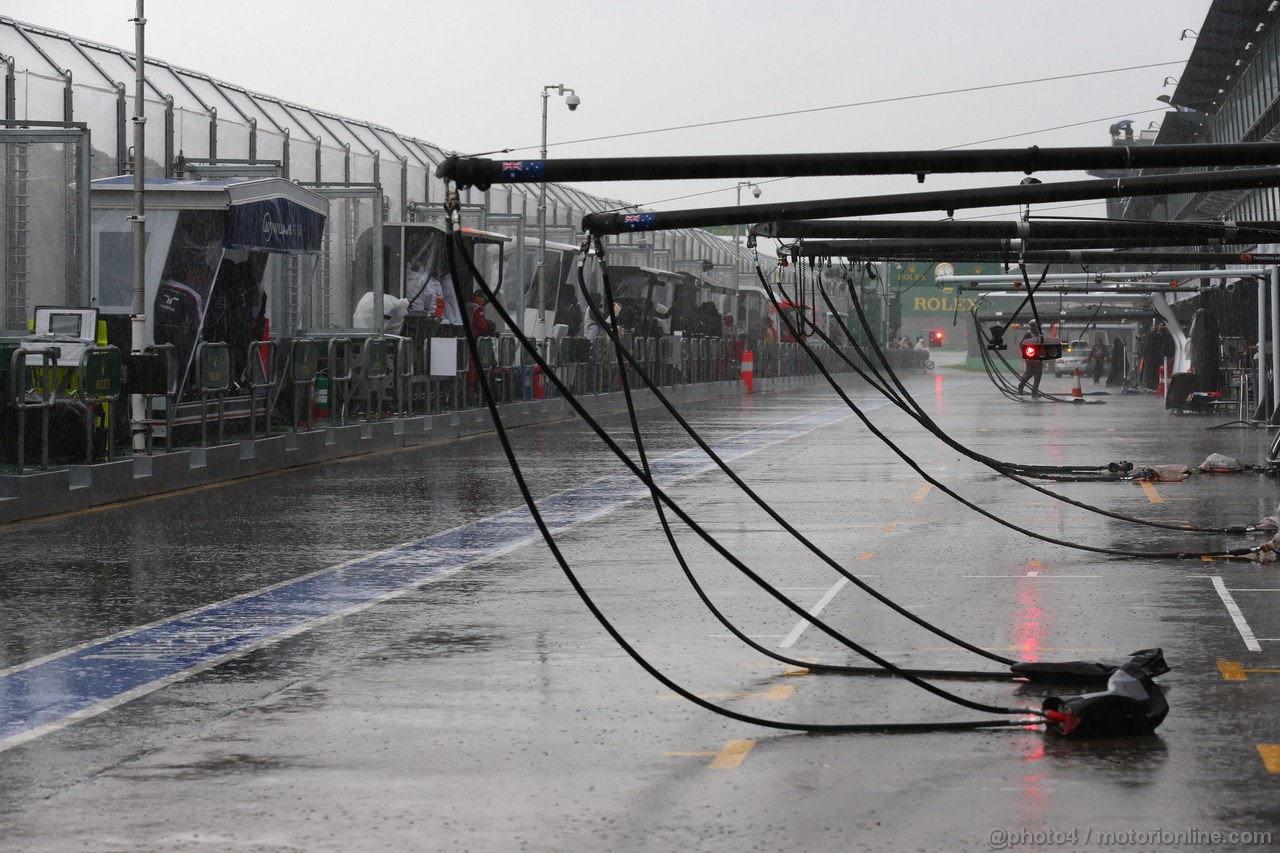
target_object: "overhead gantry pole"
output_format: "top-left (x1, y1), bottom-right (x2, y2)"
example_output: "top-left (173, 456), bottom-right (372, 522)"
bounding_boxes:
top-left (437, 142), bottom-right (1280, 189)
top-left (576, 169), bottom-right (1280, 236)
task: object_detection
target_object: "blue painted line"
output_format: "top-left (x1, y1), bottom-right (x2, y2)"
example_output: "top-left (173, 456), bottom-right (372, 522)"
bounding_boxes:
top-left (0, 400), bottom-right (876, 749)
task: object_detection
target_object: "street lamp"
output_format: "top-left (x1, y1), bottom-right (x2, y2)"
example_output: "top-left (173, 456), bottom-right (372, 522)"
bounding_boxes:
top-left (734, 181), bottom-right (761, 291)
top-left (535, 83), bottom-right (580, 350)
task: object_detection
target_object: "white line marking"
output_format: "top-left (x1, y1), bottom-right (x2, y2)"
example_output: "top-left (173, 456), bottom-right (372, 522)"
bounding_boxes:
top-left (1211, 575), bottom-right (1262, 652)
top-left (1225, 588), bottom-right (1280, 592)
top-left (779, 578), bottom-right (849, 649)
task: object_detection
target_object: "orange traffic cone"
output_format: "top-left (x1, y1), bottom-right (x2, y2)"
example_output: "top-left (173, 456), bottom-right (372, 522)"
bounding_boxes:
top-left (1071, 368), bottom-right (1084, 400)
top-left (741, 350), bottom-right (755, 393)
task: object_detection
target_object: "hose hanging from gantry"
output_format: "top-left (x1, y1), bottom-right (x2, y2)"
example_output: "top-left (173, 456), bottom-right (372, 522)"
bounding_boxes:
top-left (754, 262), bottom-right (1266, 559)
top-left (437, 206), bottom-right (1039, 731)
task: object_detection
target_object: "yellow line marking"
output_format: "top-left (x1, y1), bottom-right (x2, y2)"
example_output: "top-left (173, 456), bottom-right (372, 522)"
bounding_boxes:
top-left (1258, 744), bottom-right (1280, 773)
top-left (1202, 554), bottom-right (1254, 561)
top-left (1140, 481), bottom-right (1163, 503)
top-left (709, 739), bottom-right (756, 770)
top-left (1218, 661), bottom-right (1248, 680)
top-left (782, 667), bottom-right (810, 677)
top-left (1218, 661), bottom-right (1280, 681)
top-left (860, 551), bottom-right (874, 561)
top-left (911, 484), bottom-right (933, 504)
top-left (761, 685), bottom-right (795, 700)
top-left (885, 522), bottom-right (896, 532)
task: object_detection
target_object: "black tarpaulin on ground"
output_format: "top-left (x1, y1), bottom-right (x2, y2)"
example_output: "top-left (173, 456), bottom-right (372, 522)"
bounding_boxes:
top-left (1043, 661), bottom-right (1170, 737)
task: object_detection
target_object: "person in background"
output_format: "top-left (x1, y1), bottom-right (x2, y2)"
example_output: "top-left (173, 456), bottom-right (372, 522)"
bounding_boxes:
top-left (464, 292), bottom-right (493, 399)
top-left (466, 291), bottom-right (491, 338)
top-left (1016, 320), bottom-right (1044, 396)
top-left (763, 317), bottom-right (777, 344)
top-left (1089, 337), bottom-right (1108, 385)
top-left (584, 295), bottom-right (620, 340)
top-left (1107, 336), bottom-right (1127, 387)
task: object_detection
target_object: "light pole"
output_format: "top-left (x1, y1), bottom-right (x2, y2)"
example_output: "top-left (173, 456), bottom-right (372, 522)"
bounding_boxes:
top-left (535, 83), bottom-right (580, 350)
top-left (733, 181), bottom-right (761, 292)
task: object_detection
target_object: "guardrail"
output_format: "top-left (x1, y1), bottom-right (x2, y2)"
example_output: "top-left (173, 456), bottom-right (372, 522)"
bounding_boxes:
top-left (0, 326), bottom-right (871, 467)
top-left (10, 346), bottom-right (59, 473)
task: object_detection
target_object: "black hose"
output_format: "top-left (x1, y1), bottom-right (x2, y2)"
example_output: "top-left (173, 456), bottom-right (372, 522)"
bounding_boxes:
top-left (440, 214), bottom-right (1037, 729)
top-left (812, 272), bottom-right (1256, 532)
top-left (754, 262), bottom-right (1258, 561)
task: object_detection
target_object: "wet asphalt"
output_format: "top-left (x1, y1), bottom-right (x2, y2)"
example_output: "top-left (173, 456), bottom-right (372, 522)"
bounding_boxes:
top-left (1, 350), bottom-right (1279, 852)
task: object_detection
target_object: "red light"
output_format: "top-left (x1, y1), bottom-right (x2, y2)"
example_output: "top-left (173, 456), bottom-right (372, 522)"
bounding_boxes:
top-left (933, 331), bottom-right (943, 340)
top-left (1023, 344), bottom-right (1038, 359)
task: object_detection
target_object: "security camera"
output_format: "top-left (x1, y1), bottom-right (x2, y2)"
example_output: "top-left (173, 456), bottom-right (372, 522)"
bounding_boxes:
top-left (751, 185), bottom-right (762, 198)
top-left (565, 93), bottom-right (581, 111)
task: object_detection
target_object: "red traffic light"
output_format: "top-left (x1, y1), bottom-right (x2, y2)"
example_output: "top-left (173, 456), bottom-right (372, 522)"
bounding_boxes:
top-left (1022, 340), bottom-right (1063, 361)
top-left (930, 330), bottom-right (944, 347)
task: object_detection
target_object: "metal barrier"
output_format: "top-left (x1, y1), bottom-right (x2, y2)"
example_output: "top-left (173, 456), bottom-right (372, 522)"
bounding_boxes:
top-left (624, 335), bottom-right (642, 389)
top-left (363, 336), bottom-right (390, 420)
top-left (136, 343), bottom-right (178, 454)
top-left (658, 336), bottom-right (673, 386)
top-left (10, 346), bottom-right (58, 473)
top-left (420, 337), bottom-right (436, 414)
top-left (394, 337), bottom-right (415, 416)
top-left (455, 338), bottom-right (470, 408)
top-left (76, 345), bottom-right (121, 463)
top-left (592, 336), bottom-right (609, 393)
top-left (196, 342), bottom-right (231, 447)
top-left (246, 339), bottom-right (279, 440)
top-left (290, 339), bottom-right (318, 432)
top-left (325, 338), bottom-right (354, 426)
top-left (476, 336), bottom-right (497, 402)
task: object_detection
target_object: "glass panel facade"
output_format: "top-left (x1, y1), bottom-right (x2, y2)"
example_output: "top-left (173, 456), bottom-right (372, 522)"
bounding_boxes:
top-left (15, 71), bottom-right (66, 122)
top-left (74, 82), bottom-right (120, 177)
top-left (174, 106), bottom-right (211, 160)
top-left (2, 137), bottom-right (85, 325)
top-left (2, 17), bottom-right (782, 323)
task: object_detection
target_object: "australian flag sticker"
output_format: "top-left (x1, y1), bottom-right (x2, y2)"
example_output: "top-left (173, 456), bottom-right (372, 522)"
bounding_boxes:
top-left (500, 160), bottom-right (545, 181)
top-left (621, 213), bottom-right (657, 230)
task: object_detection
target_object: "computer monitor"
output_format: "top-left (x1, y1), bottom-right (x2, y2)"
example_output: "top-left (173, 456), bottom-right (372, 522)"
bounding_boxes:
top-left (33, 306), bottom-right (98, 340)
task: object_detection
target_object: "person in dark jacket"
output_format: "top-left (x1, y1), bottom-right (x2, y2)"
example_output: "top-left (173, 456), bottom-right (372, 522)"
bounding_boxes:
top-left (1089, 338), bottom-right (1108, 385)
top-left (1015, 321), bottom-right (1044, 396)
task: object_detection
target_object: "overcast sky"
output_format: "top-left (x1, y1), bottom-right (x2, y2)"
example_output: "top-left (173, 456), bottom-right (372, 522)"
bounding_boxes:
top-left (5, 1), bottom-right (1213, 222)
